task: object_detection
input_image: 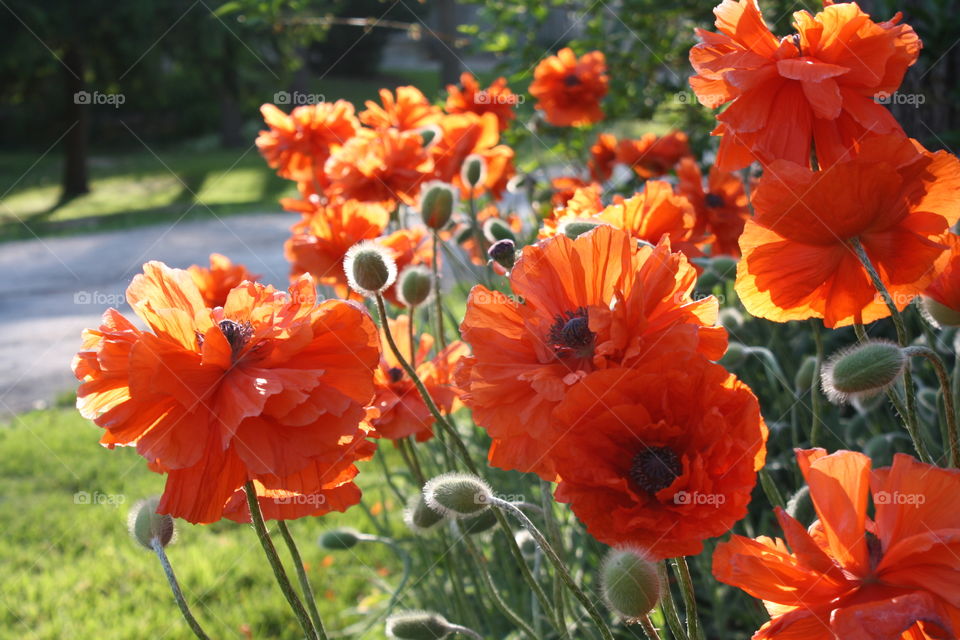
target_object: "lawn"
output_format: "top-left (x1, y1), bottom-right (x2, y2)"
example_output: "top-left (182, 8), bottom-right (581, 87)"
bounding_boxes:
top-left (0, 408), bottom-right (412, 640)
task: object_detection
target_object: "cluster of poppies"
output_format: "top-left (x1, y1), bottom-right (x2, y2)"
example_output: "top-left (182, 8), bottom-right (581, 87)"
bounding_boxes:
top-left (71, 0), bottom-right (960, 637)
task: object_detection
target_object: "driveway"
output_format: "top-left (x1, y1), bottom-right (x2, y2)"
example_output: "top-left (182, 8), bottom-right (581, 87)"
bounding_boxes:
top-left (0, 212), bottom-right (297, 418)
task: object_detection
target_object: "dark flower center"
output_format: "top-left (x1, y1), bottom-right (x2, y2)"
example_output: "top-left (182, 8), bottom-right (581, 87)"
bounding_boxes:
top-left (630, 446), bottom-right (681, 494)
top-left (564, 74), bottom-right (580, 87)
top-left (219, 319), bottom-right (254, 358)
top-left (548, 308), bottom-right (595, 358)
top-left (865, 530), bottom-right (883, 573)
top-left (705, 192), bottom-right (725, 208)
top-left (387, 367), bottom-right (404, 384)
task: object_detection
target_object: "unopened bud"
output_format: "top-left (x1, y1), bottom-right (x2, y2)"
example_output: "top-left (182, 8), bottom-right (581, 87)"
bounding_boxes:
top-left (398, 265), bottom-right (433, 308)
top-left (419, 181), bottom-right (457, 230)
top-left (600, 548), bottom-right (661, 622)
top-left (560, 219), bottom-right (602, 240)
top-left (423, 473), bottom-right (492, 518)
top-left (719, 342), bottom-right (747, 369)
top-left (344, 241), bottom-right (397, 296)
top-left (128, 496), bottom-right (175, 550)
top-left (719, 307), bottom-right (744, 331)
top-left (461, 154), bottom-right (486, 190)
top-left (483, 217), bottom-right (516, 243)
top-left (319, 528), bottom-right (362, 550)
top-left (404, 493), bottom-right (445, 534)
top-left (459, 508), bottom-right (498, 535)
top-left (416, 124), bottom-right (442, 147)
top-left (488, 239), bottom-right (517, 271)
top-left (794, 356), bottom-right (817, 392)
top-left (386, 611), bottom-right (452, 640)
top-left (821, 340), bottom-right (906, 404)
top-left (920, 296), bottom-right (960, 328)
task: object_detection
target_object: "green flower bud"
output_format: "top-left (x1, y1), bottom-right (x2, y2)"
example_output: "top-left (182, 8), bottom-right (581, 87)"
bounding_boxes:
top-left (419, 181), bottom-right (457, 230)
top-left (483, 217), bottom-right (516, 244)
top-left (460, 154), bottom-right (486, 190)
top-left (423, 473), bottom-right (492, 518)
top-left (600, 548), bottom-right (661, 622)
top-left (386, 611), bottom-right (452, 640)
top-left (821, 340), bottom-right (906, 404)
top-left (488, 239), bottom-right (517, 271)
top-left (319, 528), bottom-right (362, 550)
top-left (920, 296), bottom-right (960, 328)
top-left (785, 485), bottom-right (814, 525)
top-left (560, 219), bottom-right (601, 240)
top-left (404, 493), bottom-right (446, 534)
top-left (794, 356), bottom-right (817, 392)
top-left (459, 508), bottom-right (498, 535)
top-left (719, 307), bottom-right (744, 331)
top-left (398, 265), bottom-right (433, 308)
top-left (416, 124), bottom-right (442, 147)
top-left (344, 241), bottom-right (397, 296)
top-left (719, 342), bottom-right (747, 369)
top-left (128, 496), bottom-right (175, 550)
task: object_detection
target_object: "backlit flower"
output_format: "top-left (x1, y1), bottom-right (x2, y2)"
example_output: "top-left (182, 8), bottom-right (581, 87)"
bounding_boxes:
top-left (616, 132), bottom-right (692, 179)
top-left (690, 0), bottom-right (921, 170)
top-left (456, 225), bottom-right (727, 478)
top-left (377, 227), bottom-right (435, 306)
top-left (360, 86), bottom-right (442, 132)
top-left (530, 48), bottom-right (608, 127)
top-left (677, 158), bottom-right (750, 256)
top-left (430, 112), bottom-right (515, 198)
top-left (188, 253), bottom-right (261, 309)
top-left (589, 133), bottom-right (619, 182)
top-left (714, 448), bottom-right (960, 639)
top-left (445, 72), bottom-right (518, 131)
top-left (72, 262), bottom-right (380, 524)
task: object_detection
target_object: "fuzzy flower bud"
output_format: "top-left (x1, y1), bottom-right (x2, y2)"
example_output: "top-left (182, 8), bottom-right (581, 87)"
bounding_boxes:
top-left (600, 548), bottom-right (661, 623)
top-left (460, 154), bottom-right (486, 190)
top-left (397, 265), bottom-right (433, 308)
top-left (794, 356), bottom-right (817, 392)
top-left (482, 217), bottom-right (516, 244)
top-left (821, 339), bottom-right (907, 404)
top-left (128, 496), bottom-right (175, 550)
top-left (386, 611), bottom-right (453, 640)
top-left (403, 493), bottom-right (446, 534)
top-left (419, 181), bottom-right (457, 230)
top-left (560, 219), bottom-right (601, 240)
top-left (423, 473), bottom-right (492, 518)
top-left (344, 241), bottom-right (397, 296)
top-left (319, 528), bottom-right (362, 550)
top-left (487, 239), bottom-right (517, 271)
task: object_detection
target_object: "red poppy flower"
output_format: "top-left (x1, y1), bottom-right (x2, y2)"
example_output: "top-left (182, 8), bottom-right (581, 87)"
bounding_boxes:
top-left (284, 196), bottom-right (390, 297)
top-left (325, 128), bottom-right (434, 207)
top-left (360, 86), bottom-right (442, 132)
top-left (552, 351), bottom-right (767, 559)
top-left (714, 448), bottom-right (960, 639)
top-left (256, 101), bottom-right (360, 183)
top-left (445, 72), bottom-right (518, 131)
top-left (430, 112), bottom-right (515, 198)
top-left (690, 0), bottom-right (921, 170)
top-left (736, 134), bottom-right (960, 328)
top-left (550, 177), bottom-right (602, 209)
top-left (677, 158), bottom-right (750, 256)
top-left (616, 131), bottom-right (692, 179)
top-left (456, 225), bottom-right (727, 478)
top-left (188, 253), bottom-right (261, 309)
top-left (923, 235), bottom-right (960, 323)
top-left (530, 48), bottom-right (608, 127)
top-left (589, 133), bottom-right (619, 182)
top-left (72, 263), bottom-right (380, 524)
top-left (370, 316), bottom-right (469, 442)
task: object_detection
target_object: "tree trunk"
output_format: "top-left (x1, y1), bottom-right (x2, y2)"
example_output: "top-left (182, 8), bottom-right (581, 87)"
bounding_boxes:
top-left (62, 43), bottom-right (89, 198)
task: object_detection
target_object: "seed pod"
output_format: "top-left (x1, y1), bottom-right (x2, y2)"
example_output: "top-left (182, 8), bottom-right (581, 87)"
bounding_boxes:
top-left (423, 473), bottom-right (493, 518)
top-left (128, 496), bottom-right (175, 550)
top-left (821, 340), bottom-right (906, 404)
top-left (344, 241), bottom-right (397, 296)
top-left (600, 548), bottom-right (661, 623)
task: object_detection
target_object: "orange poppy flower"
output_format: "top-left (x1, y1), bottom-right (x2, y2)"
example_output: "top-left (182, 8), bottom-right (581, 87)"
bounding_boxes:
top-left (690, 0), bottom-right (921, 171)
top-left (445, 72), bottom-right (518, 131)
top-left (616, 131), bottom-right (692, 179)
top-left (188, 253), bottom-right (261, 309)
top-left (529, 48), bottom-right (608, 127)
top-left (371, 316), bottom-right (469, 441)
top-left (456, 225), bottom-right (727, 478)
top-left (325, 128), bottom-right (434, 207)
top-left (377, 227), bottom-right (435, 306)
top-left (714, 448), bottom-right (960, 639)
top-left (284, 196), bottom-right (390, 296)
top-left (552, 351), bottom-right (767, 559)
top-left (72, 262), bottom-right (380, 524)
top-left (589, 133), bottom-right (619, 182)
top-left (923, 235), bottom-right (960, 322)
top-left (256, 101), bottom-right (360, 183)
top-left (676, 157), bottom-right (750, 256)
top-left (736, 134), bottom-right (960, 328)
top-left (430, 112), bottom-right (515, 198)
top-left (550, 177), bottom-right (601, 208)
top-left (360, 86), bottom-right (442, 132)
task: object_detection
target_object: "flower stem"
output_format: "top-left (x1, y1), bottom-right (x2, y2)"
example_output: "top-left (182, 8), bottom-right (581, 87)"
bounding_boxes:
top-left (462, 534), bottom-right (539, 639)
top-left (639, 615), bottom-right (663, 640)
top-left (431, 231), bottom-right (447, 350)
top-left (809, 319), bottom-right (823, 446)
top-left (244, 482), bottom-right (319, 640)
top-left (151, 538), bottom-right (211, 640)
top-left (656, 562), bottom-right (686, 640)
top-left (373, 293), bottom-right (560, 630)
top-left (904, 345), bottom-right (960, 467)
top-left (276, 521), bottom-right (328, 640)
top-left (491, 498), bottom-right (615, 640)
top-left (447, 624), bottom-right (484, 640)
top-left (671, 557), bottom-right (703, 640)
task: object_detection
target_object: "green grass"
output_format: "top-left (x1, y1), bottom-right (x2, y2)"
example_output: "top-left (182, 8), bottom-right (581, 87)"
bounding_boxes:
top-left (0, 408), bottom-right (411, 640)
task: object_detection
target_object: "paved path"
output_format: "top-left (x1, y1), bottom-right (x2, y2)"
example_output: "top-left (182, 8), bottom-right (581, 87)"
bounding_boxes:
top-left (0, 212), bottom-right (298, 418)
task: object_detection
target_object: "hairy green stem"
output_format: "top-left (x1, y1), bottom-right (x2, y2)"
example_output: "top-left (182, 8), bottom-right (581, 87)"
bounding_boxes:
top-left (276, 521), bottom-right (328, 640)
top-left (810, 320), bottom-right (823, 446)
top-left (904, 345), bottom-right (960, 467)
top-left (152, 538), bottom-right (211, 640)
top-left (431, 231), bottom-right (447, 349)
top-left (671, 557), bottom-right (703, 640)
top-left (656, 562), bottom-right (687, 640)
top-left (463, 535), bottom-right (539, 639)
